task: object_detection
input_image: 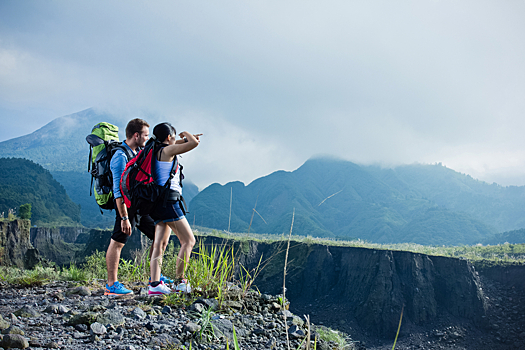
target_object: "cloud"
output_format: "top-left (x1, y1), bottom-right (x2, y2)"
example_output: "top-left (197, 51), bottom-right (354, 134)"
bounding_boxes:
top-left (1, 0), bottom-right (525, 186)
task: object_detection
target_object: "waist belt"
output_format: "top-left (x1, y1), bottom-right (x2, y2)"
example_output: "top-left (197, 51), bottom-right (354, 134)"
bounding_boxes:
top-left (164, 189), bottom-right (189, 214)
top-left (166, 189), bottom-right (181, 202)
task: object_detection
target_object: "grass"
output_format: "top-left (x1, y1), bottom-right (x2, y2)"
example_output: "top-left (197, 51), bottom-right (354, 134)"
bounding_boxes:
top-left (1, 225), bottom-right (518, 350)
top-left (191, 306), bottom-right (217, 342)
top-left (0, 264), bottom-right (57, 286)
top-left (195, 228), bottom-right (525, 266)
top-left (315, 326), bottom-right (347, 350)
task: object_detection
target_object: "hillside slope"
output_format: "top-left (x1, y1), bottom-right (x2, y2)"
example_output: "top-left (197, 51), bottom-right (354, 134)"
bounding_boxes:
top-left (0, 109), bottom-right (199, 227)
top-left (190, 158), bottom-right (507, 245)
top-left (0, 158), bottom-right (80, 225)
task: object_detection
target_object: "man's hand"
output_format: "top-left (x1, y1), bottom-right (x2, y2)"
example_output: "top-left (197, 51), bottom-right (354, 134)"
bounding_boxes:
top-left (121, 219), bottom-right (132, 236)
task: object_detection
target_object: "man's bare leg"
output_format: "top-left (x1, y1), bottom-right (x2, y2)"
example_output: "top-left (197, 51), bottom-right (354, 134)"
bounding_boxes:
top-left (106, 238), bottom-right (124, 286)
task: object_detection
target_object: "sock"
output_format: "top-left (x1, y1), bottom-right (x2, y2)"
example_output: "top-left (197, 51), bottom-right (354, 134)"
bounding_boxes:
top-left (151, 281), bottom-right (161, 287)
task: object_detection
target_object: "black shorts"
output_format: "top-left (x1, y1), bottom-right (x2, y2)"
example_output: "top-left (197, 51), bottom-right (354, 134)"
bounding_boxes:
top-left (150, 200), bottom-right (186, 225)
top-left (111, 201), bottom-right (155, 244)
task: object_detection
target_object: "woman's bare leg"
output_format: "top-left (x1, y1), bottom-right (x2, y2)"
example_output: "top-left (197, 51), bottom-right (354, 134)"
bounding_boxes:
top-left (167, 218), bottom-right (195, 278)
top-left (150, 223), bottom-right (171, 282)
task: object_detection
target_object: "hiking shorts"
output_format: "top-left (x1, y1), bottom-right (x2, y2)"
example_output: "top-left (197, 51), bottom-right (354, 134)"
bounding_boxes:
top-left (111, 203), bottom-right (155, 244)
top-left (150, 200), bottom-right (186, 225)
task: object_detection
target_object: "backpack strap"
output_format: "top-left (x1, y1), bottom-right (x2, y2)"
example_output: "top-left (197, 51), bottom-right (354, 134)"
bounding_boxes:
top-left (112, 143), bottom-right (135, 162)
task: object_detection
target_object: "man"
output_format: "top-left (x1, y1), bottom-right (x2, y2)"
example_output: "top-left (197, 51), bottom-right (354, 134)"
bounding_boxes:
top-left (105, 118), bottom-right (172, 295)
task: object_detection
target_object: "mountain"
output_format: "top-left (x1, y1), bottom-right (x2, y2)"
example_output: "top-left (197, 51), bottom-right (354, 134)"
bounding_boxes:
top-left (0, 108), bottom-right (125, 172)
top-left (190, 157), bottom-right (525, 245)
top-left (0, 108), bottom-right (200, 227)
top-left (483, 228), bottom-right (525, 245)
top-left (0, 158), bottom-right (80, 225)
top-left (365, 163), bottom-right (525, 232)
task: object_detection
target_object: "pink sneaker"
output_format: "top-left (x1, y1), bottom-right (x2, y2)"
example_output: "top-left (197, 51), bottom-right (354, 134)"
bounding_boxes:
top-left (148, 281), bottom-right (172, 295)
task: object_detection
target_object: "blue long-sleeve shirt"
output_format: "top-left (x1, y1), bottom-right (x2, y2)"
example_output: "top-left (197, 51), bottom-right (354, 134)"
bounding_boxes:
top-left (110, 142), bottom-right (137, 199)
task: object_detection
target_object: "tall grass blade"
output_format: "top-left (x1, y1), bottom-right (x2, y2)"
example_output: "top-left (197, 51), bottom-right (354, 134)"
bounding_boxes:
top-left (392, 305), bottom-right (404, 350)
top-left (283, 208), bottom-right (295, 350)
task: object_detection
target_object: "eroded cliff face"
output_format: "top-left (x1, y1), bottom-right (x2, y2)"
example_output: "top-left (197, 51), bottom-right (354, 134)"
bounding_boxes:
top-left (191, 236), bottom-right (487, 337)
top-left (0, 220), bottom-right (41, 268)
top-left (79, 228), bottom-right (151, 262)
top-left (29, 226), bottom-right (147, 265)
top-left (29, 227), bottom-right (88, 266)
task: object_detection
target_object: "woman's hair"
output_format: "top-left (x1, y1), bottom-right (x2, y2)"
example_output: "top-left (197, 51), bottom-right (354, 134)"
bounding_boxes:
top-left (148, 122), bottom-right (176, 145)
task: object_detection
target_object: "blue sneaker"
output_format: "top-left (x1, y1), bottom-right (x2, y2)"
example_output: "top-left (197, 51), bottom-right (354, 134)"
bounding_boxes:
top-left (160, 274), bottom-right (174, 284)
top-left (149, 274), bottom-right (174, 285)
top-left (105, 281), bottom-right (133, 295)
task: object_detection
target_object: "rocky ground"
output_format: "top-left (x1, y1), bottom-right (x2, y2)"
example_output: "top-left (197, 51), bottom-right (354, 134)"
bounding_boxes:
top-left (0, 276), bottom-right (523, 350)
top-left (0, 280), bottom-right (354, 350)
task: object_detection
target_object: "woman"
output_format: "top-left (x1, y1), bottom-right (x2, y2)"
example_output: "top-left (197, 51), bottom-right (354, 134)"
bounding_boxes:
top-left (147, 122), bottom-right (200, 295)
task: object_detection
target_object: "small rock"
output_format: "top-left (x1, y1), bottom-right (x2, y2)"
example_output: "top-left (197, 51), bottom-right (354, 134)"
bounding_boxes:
top-left (1, 326), bottom-right (24, 335)
top-left (88, 305), bottom-right (106, 312)
top-left (288, 325), bottom-right (305, 339)
top-left (73, 331), bottom-right (85, 339)
top-left (287, 315), bottom-right (304, 327)
top-left (90, 322), bottom-right (107, 336)
top-left (96, 309), bottom-right (125, 326)
top-left (45, 341), bottom-right (59, 348)
top-left (450, 331), bottom-right (462, 339)
top-left (271, 302), bottom-right (281, 310)
top-left (145, 322), bottom-right (161, 331)
top-left (51, 291), bottom-right (65, 301)
top-left (66, 286), bottom-right (91, 297)
top-left (117, 346), bottom-right (137, 350)
top-left (253, 328), bottom-right (267, 336)
top-left (222, 300), bottom-right (243, 311)
top-left (151, 335), bottom-right (178, 347)
top-left (14, 306), bottom-right (40, 318)
top-left (0, 315), bottom-right (10, 330)
top-left (131, 307), bottom-right (146, 320)
top-left (1, 334), bottom-right (29, 349)
top-left (66, 311), bottom-right (98, 326)
top-left (74, 324), bottom-right (88, 332)
top-left (161, 306), bottom-right (172, 315)
top-left (265, 338), bottom-right (276, 349)
top-left (189, 303), bottom-right (205, 314)
top-left (57, 305), bottom-right (69, 314)
top-left (44, 305), bottom-right (59, 314)
top-left (29, 338), bottom-right (43, 347)
top-left (183, 322), bottom-right (201, 334)
top-left (196, 298), bottom-right (219, 310)
top-left (261, 294), bottom-right (272, 302)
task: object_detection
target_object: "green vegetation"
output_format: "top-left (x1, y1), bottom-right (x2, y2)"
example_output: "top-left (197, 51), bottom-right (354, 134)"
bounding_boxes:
top-left (0, 158), bottom-right (80, 226)
top-left (483, 228), bottom-right (525, 245)
top-left (19, 203), bottom-right (31, 220)
top-left (195, 229), bottom-right (525, 266)
top-left (190, 158), bottom-right (525, 246)
top-left (2, 109), bottom-right (525, 245)
top-left (315, 326), bottom-right (347, 350)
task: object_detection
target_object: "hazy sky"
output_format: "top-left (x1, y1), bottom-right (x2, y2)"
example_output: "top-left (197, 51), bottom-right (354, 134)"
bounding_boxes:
top-left (1, 1), bottom-right (524, 189)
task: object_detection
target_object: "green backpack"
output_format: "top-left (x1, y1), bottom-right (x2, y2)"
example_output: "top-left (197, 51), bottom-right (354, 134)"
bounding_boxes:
top-left (86, 122), bottom-right (133, 211)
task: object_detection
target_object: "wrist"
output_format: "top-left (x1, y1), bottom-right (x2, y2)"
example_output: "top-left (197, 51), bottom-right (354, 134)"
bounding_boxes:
top-left (121, 216), bottom-right (129, 221)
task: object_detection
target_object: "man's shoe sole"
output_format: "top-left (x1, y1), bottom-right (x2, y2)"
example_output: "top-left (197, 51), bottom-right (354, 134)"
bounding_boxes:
top-left (104, 290), bottom-right (133, 296)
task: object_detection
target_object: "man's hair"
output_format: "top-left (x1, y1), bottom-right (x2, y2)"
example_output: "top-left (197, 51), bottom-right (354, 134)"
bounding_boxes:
top-left (126, 118), bottom-right (149, 139)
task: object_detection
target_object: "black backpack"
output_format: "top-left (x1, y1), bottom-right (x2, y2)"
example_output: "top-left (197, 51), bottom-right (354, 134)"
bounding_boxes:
top-left (120, 141), bottom-right (183, 215)
top-left (86, 123), bottom-right (134, 211)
